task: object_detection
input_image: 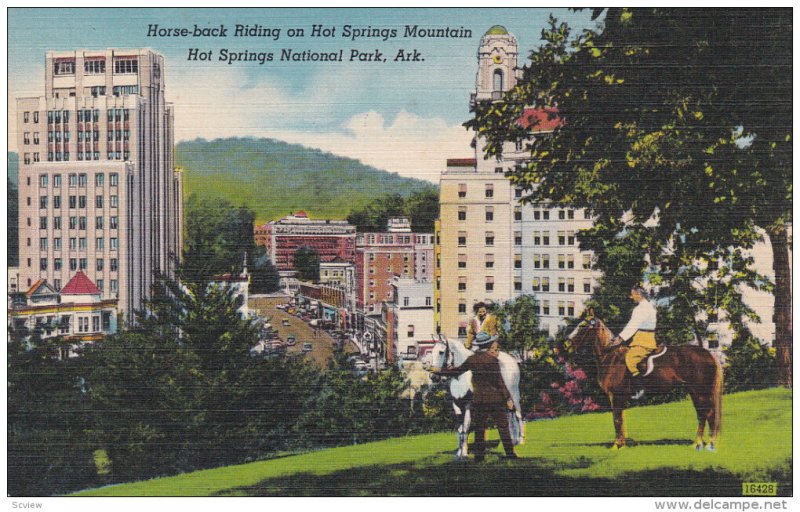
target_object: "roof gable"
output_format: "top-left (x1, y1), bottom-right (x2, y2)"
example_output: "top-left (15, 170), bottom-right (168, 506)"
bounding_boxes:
top-left (61, 271), bottom-right (101, 295)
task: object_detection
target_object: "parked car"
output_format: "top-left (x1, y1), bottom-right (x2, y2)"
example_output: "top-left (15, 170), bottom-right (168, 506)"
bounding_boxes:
top-left (276, 304), bottom-right (285, 310)
top-left (287, 308), bottom-right (297, 315)
top-left (282, 319), bottom-right (291, 327)
top-left (302, 342), bottom-right (313, 353)
top-left (287, 336), bottom-right (296, 346)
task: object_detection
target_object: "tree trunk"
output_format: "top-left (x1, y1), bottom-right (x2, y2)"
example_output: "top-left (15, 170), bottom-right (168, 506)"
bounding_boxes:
top-left (769, 224), bottom-right (792, 387)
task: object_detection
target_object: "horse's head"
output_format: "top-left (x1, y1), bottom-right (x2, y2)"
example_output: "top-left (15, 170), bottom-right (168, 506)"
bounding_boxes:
top-left (425, 337), bottom-right (453, 371)
top-left (566, 307), bottom-right (613, 355)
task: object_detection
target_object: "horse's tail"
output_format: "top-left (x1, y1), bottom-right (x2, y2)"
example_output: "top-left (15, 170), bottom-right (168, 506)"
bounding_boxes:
top-left (710, 353), bottom-right (723, 440)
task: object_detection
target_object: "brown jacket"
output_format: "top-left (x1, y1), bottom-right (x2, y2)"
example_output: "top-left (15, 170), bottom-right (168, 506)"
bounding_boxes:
top-left (440, 351), bottom-right (511, 406)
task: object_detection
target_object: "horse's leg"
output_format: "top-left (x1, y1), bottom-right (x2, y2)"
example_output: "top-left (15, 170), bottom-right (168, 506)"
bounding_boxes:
top-left (459, 404), bottom-right (472, 459)
top-left (609, 393), bottom-right (626, 449)
top-left (690, 392), bottom-right (710, 451)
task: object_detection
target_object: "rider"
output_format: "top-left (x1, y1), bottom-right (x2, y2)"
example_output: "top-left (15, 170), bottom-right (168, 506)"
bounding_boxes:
top-left (436, 331), bottom-right (518, 462)
top-left (466, 302), bottom-right (498, 350)
top-left (611, 285), bottom-right (657, 400)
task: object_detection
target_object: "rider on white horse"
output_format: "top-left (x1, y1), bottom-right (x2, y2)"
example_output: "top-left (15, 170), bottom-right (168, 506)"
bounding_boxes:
top-left (434, 332), bottom-right (519, 461)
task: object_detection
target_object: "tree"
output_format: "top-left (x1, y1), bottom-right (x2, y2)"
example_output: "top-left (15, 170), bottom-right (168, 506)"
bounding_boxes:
top-left (294, 246), bottom-right (320, 282)
top-left (495, 295), bottom-right (548, 360)
top-left (249, 245), bottom-right (280, 294)
top-left (8, 176), bottom-right (18, 266)
top-left (181, 195), bottom-right (257, 287)
top-left (347, 189), bottom-right (439, 233)
top-left (468, 9), bottom-right (791, 383)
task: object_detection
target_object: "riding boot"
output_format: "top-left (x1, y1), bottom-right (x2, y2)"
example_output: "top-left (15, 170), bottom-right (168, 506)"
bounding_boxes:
top-left (631, 374), bottom-right (646, 400)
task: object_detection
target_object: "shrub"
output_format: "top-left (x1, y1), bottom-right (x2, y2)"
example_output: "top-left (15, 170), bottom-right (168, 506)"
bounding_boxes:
top-left (723, 336), bottom-right (777, 392)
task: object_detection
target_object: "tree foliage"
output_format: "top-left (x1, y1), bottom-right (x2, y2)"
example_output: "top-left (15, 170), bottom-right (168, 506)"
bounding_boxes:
top-left (495, 295), bottom-right (549, 359)
top-left (468, 9), bottom-right (791, 382)
top-left (294, 246), bottom-right (320, 282)
top-left (347, 189), bottom-right (439, 233)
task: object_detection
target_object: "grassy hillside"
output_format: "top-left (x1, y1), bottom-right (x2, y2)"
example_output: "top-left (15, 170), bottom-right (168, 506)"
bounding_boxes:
top-left (74, 388), bottom-right (792, 497)
top-left (176, 138), bottom-right (437, 222)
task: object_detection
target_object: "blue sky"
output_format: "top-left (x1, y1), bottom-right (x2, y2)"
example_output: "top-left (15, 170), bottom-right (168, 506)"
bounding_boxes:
top-left (8, 7), bottom-right (599, 181)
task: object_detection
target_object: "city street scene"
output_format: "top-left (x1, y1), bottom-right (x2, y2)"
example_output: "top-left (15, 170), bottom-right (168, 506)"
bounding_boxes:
top-left (5, 6), bottom-right (793, 506)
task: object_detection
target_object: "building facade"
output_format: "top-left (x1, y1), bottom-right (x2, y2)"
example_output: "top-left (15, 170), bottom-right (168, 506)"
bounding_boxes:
top-left (437, 26), bottom-right (602, 338)
top-left (15, 49), bottom-right (183, 319)
top-left (355, 217), bottom-right (434, 316)
top-left (384, 276), bottom-right (435, 363)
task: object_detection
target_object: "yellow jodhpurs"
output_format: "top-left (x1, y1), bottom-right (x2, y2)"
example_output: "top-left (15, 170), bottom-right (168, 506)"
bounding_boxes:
top-left (625, 331), bottom-right (656, 376)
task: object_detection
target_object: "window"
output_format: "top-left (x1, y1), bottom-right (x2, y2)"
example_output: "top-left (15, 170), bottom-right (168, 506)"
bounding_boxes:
top-left (584, 209), bottom-right (592, 220)
top-left (485, 232), bottom-right (494, 246)
top-left (533, 254), bottom-right (541, 269)
top-left (33, 132), bottom-right (40, 144)
top-left (532, 277), bottom-right (540, 291)
top-left (485, 254), bottom-right (494, 269)
top-left (558, 302), bottom-right (566, 316)
top-left (514, 254), bottom-right (522, 269)
top-left (68, 196), bottom-right (76, 209)
top-left (458, 326), bottom-right (467, 337)
top-left (425, 296), bottom-right (432, 306)
top-left (542, 301), bottom-right (550, 316)
top-left (78, 174), bottom-right (88, 187)
top-left (542, 277), bottom-right (550, 292)
top-left (568, 231), bottom-right (576, 245)
top-left (542, 254), bottom-right (550, 269)
top-left (485, 183), bottom-right (494, 198)
top-left (458, 302), bottom-right (467, 314)
top-left (54, 60), bottom-right (75, 75)
top-left (79, 217), bottom-right (87, 230)
top-left (567, 255), bottom-right (575, 269)
top-left (514, 280), bottom-right (522, 291)
top-left (568, 278), bottom-right (575, 293)
top-left (110, 238), bottom-right (118, 250)
top-left (514, 231), bottom-right (522, 245)
top-left (84, 58), bottom-right (106, 74)
top-left (24, 153), bottom-right (31, 165)
top-left (33, 152), bottom-right (40, 163)
top-left (584, 278), bottom-right (592, 293)
top-left (110, 279), bottom-right (118, 292)
top-left (79, 237), bottom-right (87, 250)
top-left (458, 207), bottom-right (467, 221)
top-left (559, 210), bottom-right (566, 220)
top-left (79, 196), bottom-right (87, 208)
top-left (515, 188), bottom-right (522, 198)
top-left (53, 196), bottom-right (61, 209)
top-left (39, 196), bottom-right (48, 209)
top-left (493, 69), bottom-right (504, 91)
top-left (69, 174), bottom-right (78, 187)
top-left (558, 254), bottom-right (565, 269)
top-left (54, 258), bottom-right (62, 271)
top-left (458, 231), bottom-right (467, 247)
top-left (39, 258), bottom-right (48, 271)
top-left (96, 216), bottom-right (104, 229)
top-left (113, 57), bottom-right (138, 74)
top-left (69, 238), bottom-right (77, 250)
top-left (542, 232), bottom-right (550, 246)
top-left (96, 195), bottom-right (104, 208)
top-left (96, 259), bottom-right (104, 271)
top-left (39, 216), bottom-right (48, 229)
top-left (38, 174), bottom-right (48, 188)
top-left (534, 210), bottom-right (540, 220)
top-left (69, 258), bottom-right (77, 271)
top-left (568, 209), bottom-right (575, 220)
top-left (95, 173), bottom-right (104, 187)
top-left (69, 216), bottom-right (77, 229)
top-left (110, 195), bottom-right (118, 208)
top-left (485, 276), bottom-right (494, 292)
top-left (458, 277), bottom-right (467, 291)
top-left (542, 210), bottom-right (550, 220)
top-left (53, 237), bottom-right (61, 250)
top-left (533, 231), bottom-right (541, 245)
top-left (558, 278), bottom-right (566, 292)
top-left (96, 238), bottom-right (104, 250)
top-left (110, 258), bottom-right (118, 271)
top-left (23, 111), bottom-right (29, 123)
top-left (112, 85), bottom-right (139, 96)
top-left (514, 207), bottom-right (522, 221)
top-left (33, 111), bottom-right (39, 123)
top-left (110, 173), bottom-right (119, 186)
top-left (39, 238), bottom-right (48, 251)
top-left (458, 183), bottom-right (466, 198)
top-left (53, 174), bottom-right (61, 188)
top-left (79, 258), bottom-right (87, 270)
top-left (458, 254), bottom-right (467, 269)
top-left (485, 207), bottom-right (494, 222)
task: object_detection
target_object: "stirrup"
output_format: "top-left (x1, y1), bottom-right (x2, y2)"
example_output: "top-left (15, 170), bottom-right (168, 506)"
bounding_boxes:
top-left (631, 388), bottom-right (645, 400)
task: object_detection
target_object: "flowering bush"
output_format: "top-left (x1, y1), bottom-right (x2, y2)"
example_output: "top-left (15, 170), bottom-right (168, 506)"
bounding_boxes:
top-left (519, 352), bottom-right (602, 420)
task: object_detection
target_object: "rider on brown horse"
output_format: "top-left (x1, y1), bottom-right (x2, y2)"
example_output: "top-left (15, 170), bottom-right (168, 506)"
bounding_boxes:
top-left (611, 285), bottom-right (657, 400)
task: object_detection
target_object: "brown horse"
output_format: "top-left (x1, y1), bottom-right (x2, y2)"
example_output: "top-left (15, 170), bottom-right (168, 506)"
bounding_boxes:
top-left (566, 309), bottom-right (723, 451)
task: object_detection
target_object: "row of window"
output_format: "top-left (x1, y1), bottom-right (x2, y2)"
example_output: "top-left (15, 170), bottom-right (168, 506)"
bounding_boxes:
top-left (52, 57), bottom-right (138, 76)
top-left (450, 253), bottom-right (592, 270)
top-left (453, 276), bottom-right (591, 294)
top-left (37, 195), bottom-right (119, 209)
top-left (34, 215), bottom-right (118, 230)
top-left (456, 232), bottom-right (578, 247)
top-left (38, 257), bottom-right (119, 272)
top-left (35, 236), bottom-right (119, 251)
top-left (38, 173), bottom-right (120, 188)
top-left (22, 111), bottom-right (40, 124)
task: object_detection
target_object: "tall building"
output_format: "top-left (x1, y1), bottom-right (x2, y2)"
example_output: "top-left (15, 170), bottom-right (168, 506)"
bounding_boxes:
top-left (15, 49), bottom-right (183, 319)
top-left (355, 217), bottom-right (434, 316)
top-left (437, 26), bottom-right (602, 338)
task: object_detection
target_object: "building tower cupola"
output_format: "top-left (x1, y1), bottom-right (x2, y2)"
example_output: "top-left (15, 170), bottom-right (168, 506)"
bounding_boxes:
top-left (474, 26), bottom-right (518, 103)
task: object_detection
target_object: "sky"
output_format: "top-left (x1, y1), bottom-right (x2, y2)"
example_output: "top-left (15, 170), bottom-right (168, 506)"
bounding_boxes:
top-left (7, 7), bottom-right (599, 182)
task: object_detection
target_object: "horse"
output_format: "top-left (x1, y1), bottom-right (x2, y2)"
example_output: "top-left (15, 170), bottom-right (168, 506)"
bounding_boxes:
top-left (566, 308), bottom-right (723, 452)
top-left (425, 335), bottom-right (525, 460)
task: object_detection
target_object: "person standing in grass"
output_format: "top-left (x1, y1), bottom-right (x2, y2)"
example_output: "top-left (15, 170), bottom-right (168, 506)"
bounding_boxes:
top-left (435, 331), bottom-right (518, 462)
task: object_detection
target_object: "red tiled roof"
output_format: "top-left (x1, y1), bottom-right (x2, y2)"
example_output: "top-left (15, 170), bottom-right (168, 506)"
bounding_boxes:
top-left (294, 211), bottom-right (308, 218)
top-left (447, 158), bottom-right (477, 167)
top-left (25, 279), bottom-right (47, 298)
top-left (61, 271), bottom-right (101, 295)
top-left (517, 107), bottom-right (563, 133)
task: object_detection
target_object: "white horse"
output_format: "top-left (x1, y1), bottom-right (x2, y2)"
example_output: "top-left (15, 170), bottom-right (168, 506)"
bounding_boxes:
top-left (426, 336), bottom-right (525, 460)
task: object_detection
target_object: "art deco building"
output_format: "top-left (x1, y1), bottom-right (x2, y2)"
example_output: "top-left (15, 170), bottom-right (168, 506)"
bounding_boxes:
top-left (15, 49), bottom-right (183, 319)
top-left (437, 26), bottom-right (602, 338)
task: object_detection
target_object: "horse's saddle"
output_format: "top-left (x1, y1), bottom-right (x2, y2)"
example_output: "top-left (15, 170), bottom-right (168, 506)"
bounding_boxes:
top-left (637, 345), bottom-right (668, 377)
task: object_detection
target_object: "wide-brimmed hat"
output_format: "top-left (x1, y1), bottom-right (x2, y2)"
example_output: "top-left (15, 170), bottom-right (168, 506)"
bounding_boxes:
top-left (473, 331), bottom-right (499, 348)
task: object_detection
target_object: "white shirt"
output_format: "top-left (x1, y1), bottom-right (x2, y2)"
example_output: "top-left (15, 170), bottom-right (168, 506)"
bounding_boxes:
top-left (619, 299), bottom-right (657, 341)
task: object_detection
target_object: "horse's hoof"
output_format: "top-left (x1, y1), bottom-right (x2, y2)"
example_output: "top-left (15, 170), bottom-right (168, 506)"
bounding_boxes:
top-left (706, 443), bottom-right (716, 453)
top-left (611, 444), bottom-right (624, 451)
top-left (694, 443), bottom-right (704, 452)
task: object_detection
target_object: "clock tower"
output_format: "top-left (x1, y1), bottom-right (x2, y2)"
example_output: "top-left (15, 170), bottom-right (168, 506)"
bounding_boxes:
top-left (474, 25), bottom-right (518, 102)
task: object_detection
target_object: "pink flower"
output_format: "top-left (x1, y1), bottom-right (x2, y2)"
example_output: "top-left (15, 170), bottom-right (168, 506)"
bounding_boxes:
top-left (572, 368), bottom-right (587, 380)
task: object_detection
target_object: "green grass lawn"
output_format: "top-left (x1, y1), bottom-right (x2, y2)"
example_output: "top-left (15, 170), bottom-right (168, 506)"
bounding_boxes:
top-left (73, 387), bottom-right (792, 497)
